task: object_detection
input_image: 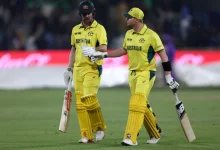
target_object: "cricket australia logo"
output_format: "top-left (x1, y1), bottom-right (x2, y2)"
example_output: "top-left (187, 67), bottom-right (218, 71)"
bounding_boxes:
top-left (139, 38), bottom-right (145, 43)
top-left (83, 5), bottom-right (88, 9)
top-left (88, 31), bottom-right (94, 36)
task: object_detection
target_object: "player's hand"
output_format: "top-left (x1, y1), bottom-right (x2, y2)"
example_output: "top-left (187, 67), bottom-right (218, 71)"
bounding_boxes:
top-left (89, 56), bottom-right (99, 63)
top-left (89, 51), bottom-right (108, 59)
top-left (165, 74), bottom-right (179, 92)
top-left (81, 46), bottom-right (96, 56)
top-left (64, 67), bottom-right (73, 86)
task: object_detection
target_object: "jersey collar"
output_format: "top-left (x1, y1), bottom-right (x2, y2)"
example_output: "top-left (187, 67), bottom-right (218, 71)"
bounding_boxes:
top-left (132, 24), bottom-right (148, 35)
top-left (80, 20), bottom-right (98, 29)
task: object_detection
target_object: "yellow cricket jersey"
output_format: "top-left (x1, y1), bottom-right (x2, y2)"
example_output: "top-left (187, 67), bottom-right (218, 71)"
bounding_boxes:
top-left (71, 20), bottom-right (107, 67)
top-left (123, 24), bottom-right (164, 71)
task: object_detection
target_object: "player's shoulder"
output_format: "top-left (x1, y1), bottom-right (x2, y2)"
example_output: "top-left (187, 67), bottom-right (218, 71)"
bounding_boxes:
top-left (125, 29), bottom-right (134, 36)
top-left (146, 28), bottom-right (159, 37)
top-left (96, 21), bottom-right (106, 30)
top-left (72, 23), bottom-right (82, 32)
top-left (97, 23), bottom-right (105, 29)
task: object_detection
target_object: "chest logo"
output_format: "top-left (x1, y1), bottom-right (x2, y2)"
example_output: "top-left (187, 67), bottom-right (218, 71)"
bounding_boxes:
top-left (127, 38), bottom-right (132, 41)
top-left (75, 32), bottom-right (81, 35)
top-left (88, 31), bottom-right (94, 36)
top-left (139, 38), bottom-right (145, 43)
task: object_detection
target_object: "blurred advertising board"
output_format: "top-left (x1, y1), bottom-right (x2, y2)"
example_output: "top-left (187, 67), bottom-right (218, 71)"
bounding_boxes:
top-left (0, 50), bottom-right (220, 89)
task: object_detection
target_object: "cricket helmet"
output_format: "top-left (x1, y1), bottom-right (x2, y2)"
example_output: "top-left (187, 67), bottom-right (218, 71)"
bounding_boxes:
top-left (78, 0), bottom-right (95, 15)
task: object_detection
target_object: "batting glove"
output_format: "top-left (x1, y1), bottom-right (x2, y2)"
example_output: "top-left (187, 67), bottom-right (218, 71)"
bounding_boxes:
top-left (165, 74), bottom-right (179, 92)
top-left (89, 51), bottom-right (108, 59)
top-left (64, 67), bottom-right (73, 86)
top-left (81, 46), bottom-right (96, 56)
top-left (89, 56), bottom-right (99, 63)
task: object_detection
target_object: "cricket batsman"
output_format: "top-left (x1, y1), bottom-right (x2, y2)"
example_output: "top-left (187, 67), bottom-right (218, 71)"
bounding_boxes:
top-left (82, 7), bottom-right (179, 145)
top-left (63, 0), bottom-right (107, 143)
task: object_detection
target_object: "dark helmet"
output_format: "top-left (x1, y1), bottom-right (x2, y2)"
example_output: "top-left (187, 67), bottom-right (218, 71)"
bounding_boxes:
top-left (78, 0), bottom-right (95, 14)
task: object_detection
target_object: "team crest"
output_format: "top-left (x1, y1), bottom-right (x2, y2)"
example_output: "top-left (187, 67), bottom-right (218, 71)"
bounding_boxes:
top-left (83, 5), bottom-right (88, 9)
top-left (139, 38), bottom-right (145, 43)
top-left (88, 31), bottom-right (94, 36)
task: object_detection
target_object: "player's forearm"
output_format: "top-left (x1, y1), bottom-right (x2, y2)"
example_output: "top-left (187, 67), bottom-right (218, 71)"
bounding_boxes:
top-left (96, 45), bottom-right (107, 52)
top-left (158, 49), bottom-right (169, 62)
top-left (107, 48), bottom-right (127, 57)
top-left (157, 49), bottom-right (171, 75)
top-left (68, 46), bottom-right (76, 68)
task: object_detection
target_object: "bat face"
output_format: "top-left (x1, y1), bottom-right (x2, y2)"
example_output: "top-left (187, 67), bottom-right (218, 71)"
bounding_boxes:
top-left (175, 101), bottom-right (196, 142)
top-left (59, 89), bottom-right (72, 133)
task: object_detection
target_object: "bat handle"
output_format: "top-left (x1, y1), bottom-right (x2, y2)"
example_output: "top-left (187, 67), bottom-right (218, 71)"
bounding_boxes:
top-left (172, 90), bottom-right (181, 105)
top-left (172, 88), bottom-right (178, 94)
top-left (67, 80), bottom-right (72, 91)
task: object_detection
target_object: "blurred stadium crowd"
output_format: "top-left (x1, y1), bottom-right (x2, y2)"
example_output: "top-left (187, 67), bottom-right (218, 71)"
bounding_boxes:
top-left (0, 0), bottom-right (220, 51)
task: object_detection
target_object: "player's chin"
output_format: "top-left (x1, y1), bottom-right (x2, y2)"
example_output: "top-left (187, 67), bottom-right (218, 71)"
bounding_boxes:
top-left (84, 18), bottom-right (91, 23)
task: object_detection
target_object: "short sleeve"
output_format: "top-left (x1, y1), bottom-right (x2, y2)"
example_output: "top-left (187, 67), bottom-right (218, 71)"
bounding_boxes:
top-left (122, 39), bottom-right (127, 50)
top-left (71, 28), bottom-right (75, 46)
top-left (122, 32), bottom-right (128, 50)
top-left (97, 25), bottom-right (108, 45)
top-left (151, 32), bottom-right (164, 52)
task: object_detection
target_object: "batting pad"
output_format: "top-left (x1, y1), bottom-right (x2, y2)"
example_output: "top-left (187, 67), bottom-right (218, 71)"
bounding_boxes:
top-left (144, 103), bottom-right (160, 138)
top-left (143, 102), bottom-right (160, 139)
top-left (75, 92), bottom-right (93, 140)
top-left (81, 94), bottom-right (106, 132)
top-left (124, 93), bottom-right (146, 143)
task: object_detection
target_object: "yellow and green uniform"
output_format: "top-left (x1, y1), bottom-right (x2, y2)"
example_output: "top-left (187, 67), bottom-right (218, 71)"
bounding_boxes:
top-left (122, 24), bottom-right (164, 143)
top-left (123, 24), bottom-right (164, 94)
top-left (71, 20), bottom-right (107, 95)
top-left (71, 20), bottom-right (107, 68)
top-left (71, 20), bottom-right (107, 140)
top-left (123, 24), bottom-right (164, 72)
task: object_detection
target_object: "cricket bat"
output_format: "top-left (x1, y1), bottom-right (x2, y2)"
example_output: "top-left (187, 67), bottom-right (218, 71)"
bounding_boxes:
top-left (59, 80), bottom-right (72, 133)
top-left (173, 91), bottom-right (196, 142)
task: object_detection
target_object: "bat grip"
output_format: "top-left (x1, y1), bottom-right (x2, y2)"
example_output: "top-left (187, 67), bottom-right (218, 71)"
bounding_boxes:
top-left (67, 80), bottom-right (72, 91)
top-left (173, 92), bottom-right (181, 105)
top-left (172, 88), bottom-right (177, 94)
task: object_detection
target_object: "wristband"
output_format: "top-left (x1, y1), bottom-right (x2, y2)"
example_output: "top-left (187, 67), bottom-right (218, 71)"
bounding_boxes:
top-left (162, 61), bottom-right (172, 71)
